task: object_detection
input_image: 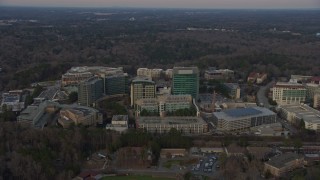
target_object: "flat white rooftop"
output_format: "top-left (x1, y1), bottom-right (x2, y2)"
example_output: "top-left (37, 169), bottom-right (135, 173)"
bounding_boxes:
top-left (281, 104), bottom-right (320, 124)
top-left (213, 107), bottom-right (276, 121)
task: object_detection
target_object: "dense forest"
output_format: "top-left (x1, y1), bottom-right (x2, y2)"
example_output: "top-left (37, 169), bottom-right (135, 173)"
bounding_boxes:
top-left (0, 7), bottom-right (320, 90)
top-left (0, 121), bottom-right (192, 180)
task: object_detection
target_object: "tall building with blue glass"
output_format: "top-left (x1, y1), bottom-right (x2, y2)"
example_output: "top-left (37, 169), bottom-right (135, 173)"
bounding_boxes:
top-left (105, 74), bottom-right (128, 95)
top-left (172, 67), bottom-right (199, 99)
top-left (78, 77), bottom-right (103, 107)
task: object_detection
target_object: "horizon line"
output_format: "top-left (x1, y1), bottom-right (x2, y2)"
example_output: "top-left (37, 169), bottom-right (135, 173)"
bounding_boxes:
top-left (0, 4), bottom-right (320, 10)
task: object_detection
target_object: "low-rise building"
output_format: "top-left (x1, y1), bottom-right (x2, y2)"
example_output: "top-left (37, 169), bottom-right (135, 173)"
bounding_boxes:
top-left (250, 123), bottom-right (290, 136)
top-left (247, 72), bottom-right (259, 83)
top-left (160, 149), bottom-right (187, 158)
top-left (204, 68), bottom-right (234, 80)
top-left (213, 107), bottom-right (277, 132)
top-left (264, 152), bottom-right (304, 177)
top-left (58, 106), bottom-right (103, 128)
top-left (106, 115), bottom-right (129, 132)
top-left (137, 68), bottom-right (163, 80)
top-left (1, 91), bottom-right (25, 112)
top-left (247, 72), bottom-right (267, 84)
top-left (136, 116), bottom-right (208, 134)
top-left (135, 94), bottom-right (193, 117)
top-left (257, 73), bottom-right (268, 84)
top-left (17, 101), bottom-right (59, 128)
top-left (279, 104), bottom-right (320, 131)
top-left (272, 82), bottom-right (306, 105)
top-left (290, 75), bottom-right (312, 83)
top-left (223, 83), bottom-right (241, 99)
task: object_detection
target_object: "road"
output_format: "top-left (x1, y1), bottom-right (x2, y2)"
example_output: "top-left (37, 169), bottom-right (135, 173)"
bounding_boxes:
top-left (257, 80), bottom-right (275, 108)
top-left (116, 168), bottom-right (186, 177)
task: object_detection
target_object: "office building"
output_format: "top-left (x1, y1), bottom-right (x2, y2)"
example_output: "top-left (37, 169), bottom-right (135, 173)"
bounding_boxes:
top-left (279, 104), bottom-right (320, 131)
top-left (204, 67), bottom-right (234, 80)
top-left (58, 106), bottom-right (103, 128)
top-left (213, 107), bottom-right (277, 131)
top-left (62, 66), bottom-right (124, 87)
top-left (272, 82), bottom-right (306, 105)
top-left (135, 95), bottom-right (193, 117)
top-left (137, 68), bottom-right (163, 80)
top-left (224, 83), bottom-right (241, 99)
top-left (130, 77), bottom-right (156, 106)
top-left (104, 74), bottom-right (128, 95)
top-left (172, 67), bottom-right (199, 99)
top-left (264, 153), bottom-right (304, 177)
top-left (136, 116), bottom-right (208, 134)
top-left (78, 77), bottom-right (103, 107)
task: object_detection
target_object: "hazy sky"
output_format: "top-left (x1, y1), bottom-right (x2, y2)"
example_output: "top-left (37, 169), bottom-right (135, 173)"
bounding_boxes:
top-left (1, 0), bottom-right (320, 9)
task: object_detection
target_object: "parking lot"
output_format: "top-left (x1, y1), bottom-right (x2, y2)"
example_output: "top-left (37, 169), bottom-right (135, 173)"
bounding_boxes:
top-left (190, 154), bottom-right (220, 176)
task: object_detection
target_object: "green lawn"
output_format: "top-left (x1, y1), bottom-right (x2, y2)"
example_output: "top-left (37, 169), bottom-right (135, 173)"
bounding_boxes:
top-left (101, 175), bottom-right (174, 180)
top-left (163, 160), bottom-right (182, 169)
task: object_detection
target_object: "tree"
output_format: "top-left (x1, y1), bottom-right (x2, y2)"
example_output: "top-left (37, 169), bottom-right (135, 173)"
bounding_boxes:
top-left (25, 94), bottom-right (33, 106)
top-left (32, 85), bottom-right (43, 97)
top-left (293, 138), bottom-right (303, 151)
top-left (299, 119), bottom-right (305, 131)
top-left (68, 92), bottom-right (78, 103)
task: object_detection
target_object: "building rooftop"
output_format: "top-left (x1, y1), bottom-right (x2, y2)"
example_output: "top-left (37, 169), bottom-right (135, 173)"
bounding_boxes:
top-left (173, 67), bottom-right (199, 74)
top-left (2, 93), bottom-right (20, 103)
top-left (132, 76), bottom-right (154, 84)
top-left (280, 104), bottom-right (320, 124)
top-left (266, 152), bottom-right (303, 169)
top-left (205, 68), bottom-right (233, 74)
top-left (274, 82), bottom-right (305, 88)
top-left (69, 107), bottom-right (92, 116)
top-left (137, 116), bottom-right (206, 125)
top-left (81, 77), bottom-right (102, 84)
top-left (224, 83), bottom-right (239, 89)
top-left (213, 107), bottom-right (276, 121)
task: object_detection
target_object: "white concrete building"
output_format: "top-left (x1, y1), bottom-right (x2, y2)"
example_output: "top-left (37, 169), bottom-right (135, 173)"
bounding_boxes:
top-left (272, 82), bottom-right (306, 105)
top-left (213, 107), bottom-right (277, 131)
top-left (106, 115), bottom-right (129, 132)
top-left (137, 68), bottom-right (163, 79)
top-left (135, 94), bottom-right (193, 117)
top-left (279, 104), bottom-right (320, 132)
top-left (136, 116), bottom-right (208, 134)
